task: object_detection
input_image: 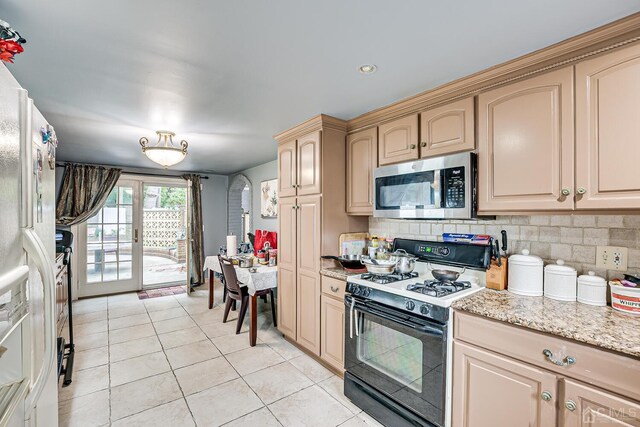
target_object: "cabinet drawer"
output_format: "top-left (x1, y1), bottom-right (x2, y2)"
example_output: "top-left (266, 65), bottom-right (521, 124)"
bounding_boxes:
top-left (321, 276), bottom-right (346, 300)
top-left (454, 311), bottom-right (640, 402)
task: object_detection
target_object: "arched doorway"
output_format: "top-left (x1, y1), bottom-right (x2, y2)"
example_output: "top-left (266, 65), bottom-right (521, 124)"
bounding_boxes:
top-left (228, 174), bottom-right (252, 243)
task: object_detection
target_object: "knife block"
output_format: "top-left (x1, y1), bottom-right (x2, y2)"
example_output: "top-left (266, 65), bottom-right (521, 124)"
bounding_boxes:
top-left (486, 257), bottom-right (508, 290)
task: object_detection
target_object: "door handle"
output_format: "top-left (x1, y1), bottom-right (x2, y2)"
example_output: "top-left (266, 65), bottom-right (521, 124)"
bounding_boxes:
top-left (134, 229), bottom-right (139, 243)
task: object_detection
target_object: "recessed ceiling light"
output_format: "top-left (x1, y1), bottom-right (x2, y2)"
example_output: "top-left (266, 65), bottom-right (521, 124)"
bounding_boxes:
top-left (359, 64), bottom-right (377, 74)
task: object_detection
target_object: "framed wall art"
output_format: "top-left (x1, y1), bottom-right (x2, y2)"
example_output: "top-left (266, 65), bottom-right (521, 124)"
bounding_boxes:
top-left (260, 179), bottom-right (278, 218)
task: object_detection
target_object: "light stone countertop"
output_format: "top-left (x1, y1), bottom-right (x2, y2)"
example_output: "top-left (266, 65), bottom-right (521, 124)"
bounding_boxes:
top-left (319, 268), bottom-right (361, 281)
top-left (452, 289), bottom-right (640, 359)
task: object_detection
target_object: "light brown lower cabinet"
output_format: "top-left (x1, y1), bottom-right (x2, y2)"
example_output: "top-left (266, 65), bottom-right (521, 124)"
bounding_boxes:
top-left (318, 276), bottom-right (347, 372)
top-left (452, 341), bottom-right (557, 427)
top-left (562, 379), bottom-right (640, 427)
top-left (320, 294), bottom-right (345, 372)
top-left (453, 312), bottom-right (640, 427)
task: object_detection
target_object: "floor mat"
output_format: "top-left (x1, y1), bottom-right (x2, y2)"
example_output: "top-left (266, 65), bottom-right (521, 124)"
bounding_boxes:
top-left (137, 285), bottom-right (186, 299)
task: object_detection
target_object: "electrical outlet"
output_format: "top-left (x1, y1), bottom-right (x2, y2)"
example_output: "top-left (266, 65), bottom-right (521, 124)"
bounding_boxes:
top-left (596, 246), bottom-right (628, 271)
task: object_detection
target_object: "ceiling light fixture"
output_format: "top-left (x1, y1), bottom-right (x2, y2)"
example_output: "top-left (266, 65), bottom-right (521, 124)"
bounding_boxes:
top-left (358, 64), bottom-right (377, 74)
top-left (139, 130), bottom-right (188, 168)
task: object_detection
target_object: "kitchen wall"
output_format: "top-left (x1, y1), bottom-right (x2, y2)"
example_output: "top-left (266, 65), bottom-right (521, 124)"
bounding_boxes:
top-left (369, 215), bottom-right (640, 280)
top-left (231, 159), bottom-right (278, 232)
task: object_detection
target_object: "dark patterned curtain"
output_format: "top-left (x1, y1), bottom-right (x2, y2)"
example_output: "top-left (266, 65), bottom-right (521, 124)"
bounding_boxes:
top-left (56, 164), bottom-right (122, 226)
top-left (183, 174), bottom-right (205, 285)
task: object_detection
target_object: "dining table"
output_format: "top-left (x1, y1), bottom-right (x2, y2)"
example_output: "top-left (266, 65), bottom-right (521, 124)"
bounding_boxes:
top-left (203, 255), bottom-right (277, 346)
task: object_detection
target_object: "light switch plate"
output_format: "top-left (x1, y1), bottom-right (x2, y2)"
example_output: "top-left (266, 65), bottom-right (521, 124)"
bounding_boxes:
top-left (596, 246), bottom-right (628, 271)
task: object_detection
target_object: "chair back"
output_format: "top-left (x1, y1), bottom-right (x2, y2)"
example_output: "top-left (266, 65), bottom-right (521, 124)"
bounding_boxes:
top-left (218, 255), bottom-right (242, 295)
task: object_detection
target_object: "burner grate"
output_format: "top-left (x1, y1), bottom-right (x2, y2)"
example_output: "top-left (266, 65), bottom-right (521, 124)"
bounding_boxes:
top-left (360, 271), bottom-right (418, 284)
top-left (406, 280), bottom-right (471, 297)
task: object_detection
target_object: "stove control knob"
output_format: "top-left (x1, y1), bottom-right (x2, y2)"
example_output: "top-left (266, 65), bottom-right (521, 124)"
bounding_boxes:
top-left (362, 288), bottom-right (371, 297)
top-left (420, 304), bottom-right (431, 315)
top-left (405, 300), bottom-right (416, 311)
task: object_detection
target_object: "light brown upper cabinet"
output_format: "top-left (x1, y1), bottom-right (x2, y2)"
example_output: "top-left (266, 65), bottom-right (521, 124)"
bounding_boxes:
top-left (477, 67), bottom-right (575, 212)
top-left (278, 139), bottom-right (297, 198)
top-left (297, 131), bottom-right (322, 196)
top-left (378, 114), bottom-right (419, 166)
top-left (347, 128), bottom-right (378, 215)
top-left (420, 97), bottom-right (475, 158)
top-left (575, 43), bottom-right (640, 209)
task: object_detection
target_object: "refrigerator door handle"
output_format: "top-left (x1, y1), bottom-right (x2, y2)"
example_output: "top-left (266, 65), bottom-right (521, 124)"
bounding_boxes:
top-left (22, 228), bottom-right (56, 416)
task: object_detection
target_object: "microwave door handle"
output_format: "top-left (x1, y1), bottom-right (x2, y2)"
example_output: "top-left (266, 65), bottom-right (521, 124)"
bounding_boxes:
top-left (434, 169), bottom-right (442, 209)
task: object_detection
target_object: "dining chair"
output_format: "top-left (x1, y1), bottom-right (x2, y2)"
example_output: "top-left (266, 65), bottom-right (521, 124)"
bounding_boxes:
top-left (218, 255), bottom-right (277, 334)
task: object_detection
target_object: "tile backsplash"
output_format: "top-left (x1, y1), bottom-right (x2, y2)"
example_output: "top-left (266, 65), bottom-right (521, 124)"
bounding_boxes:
top-left (369, 215), bottom-right (640, 280)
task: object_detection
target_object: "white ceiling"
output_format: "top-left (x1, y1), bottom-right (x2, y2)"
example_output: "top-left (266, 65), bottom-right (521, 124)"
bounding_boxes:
top-left (2, 1), bottom-right (639, 174)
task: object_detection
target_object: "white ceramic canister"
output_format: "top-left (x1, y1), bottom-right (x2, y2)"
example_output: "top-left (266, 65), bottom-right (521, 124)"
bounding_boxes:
top-left (544, 260), bottom-right (577, 301)
top-left (577, 271), bottom-right (607, 306)
top-left (508, 249), bottom-right (544, 296)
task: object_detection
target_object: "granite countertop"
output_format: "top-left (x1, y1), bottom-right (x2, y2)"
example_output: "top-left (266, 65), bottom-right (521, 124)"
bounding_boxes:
top-left (452, 289), bottom-right (640, 359)
top-left (320, 267), bottom-right (361, 281)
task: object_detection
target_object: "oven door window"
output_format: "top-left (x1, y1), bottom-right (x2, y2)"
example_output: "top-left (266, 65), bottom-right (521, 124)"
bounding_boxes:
top-left (376, 171), bottom-right (438, 210)
top-left (357, 320), bottom-right (424, 393)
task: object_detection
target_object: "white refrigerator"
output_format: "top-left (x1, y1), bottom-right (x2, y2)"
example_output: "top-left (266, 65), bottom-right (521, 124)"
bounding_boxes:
top-left (0, 63), bottom-right (58, 426)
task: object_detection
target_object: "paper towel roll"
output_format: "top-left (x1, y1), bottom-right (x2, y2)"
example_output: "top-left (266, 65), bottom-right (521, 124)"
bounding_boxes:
top-left (226, 235), bottom-right (237, 256)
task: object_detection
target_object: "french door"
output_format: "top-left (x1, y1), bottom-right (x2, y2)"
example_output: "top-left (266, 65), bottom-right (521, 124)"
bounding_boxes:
top-left (78, 180), bottom-right (141, 297)
top-left (77, 175), bottom-right (189, 297)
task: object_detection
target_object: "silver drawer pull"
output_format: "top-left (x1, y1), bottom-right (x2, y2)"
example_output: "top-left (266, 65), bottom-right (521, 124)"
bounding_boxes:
top-left (565, 400), bottom-right (577, 411)
top-left (542, 349), bottom-right (576, 366)
top-left (541, 391), bottom-right (552, 401)
top-left (330, 286), bottom-right (339, 292)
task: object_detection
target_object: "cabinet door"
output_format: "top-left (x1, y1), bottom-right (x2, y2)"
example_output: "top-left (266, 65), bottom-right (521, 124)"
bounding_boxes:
top-left (452, 341), bottom-right (557, 427)
top-left (320, 294), bottom-right (345, 372)
top-left (478, 67), bottom-right (574, 212)
top-left (378, 114), bottom-right (419, 166)
top-left (296, 194), bottom-right (321, 354)
top-left (297, 131), bottom-right (322, 196)
top-left (277, 197), bottom-right (297, 339)
top-left (278, 140), bottom-right (297, 198)
top-left (562, 379), bottom-right (640, 426)
top-left (420, 97), bottom-right (475, 158)
top-left (347, 128), bottom-right (377, 215)
top-left (576, 44), bottom-right (640, 209)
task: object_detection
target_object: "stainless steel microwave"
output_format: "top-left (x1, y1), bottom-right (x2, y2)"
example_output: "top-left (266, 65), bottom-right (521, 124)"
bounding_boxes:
top-left (373, 152), bottom-right (478, 219)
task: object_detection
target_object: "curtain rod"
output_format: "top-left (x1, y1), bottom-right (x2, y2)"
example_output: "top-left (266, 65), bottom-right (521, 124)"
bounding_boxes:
top-left (54, 162), bottom-right (210, 179)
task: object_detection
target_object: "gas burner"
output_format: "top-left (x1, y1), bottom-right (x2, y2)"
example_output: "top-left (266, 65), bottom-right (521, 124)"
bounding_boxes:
top-left (360, 271), bottom-right (419, 284)
top-left (406, 280), bottom-right (472, 298)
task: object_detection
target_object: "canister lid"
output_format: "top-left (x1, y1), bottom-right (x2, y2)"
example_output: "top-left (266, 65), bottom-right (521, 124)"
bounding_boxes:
top-left (578, 271), bottom-right (606, 286)
top-left (545, 259), bottom-right (577, 275)
top-left (509, 249), bottom-right (543, 266)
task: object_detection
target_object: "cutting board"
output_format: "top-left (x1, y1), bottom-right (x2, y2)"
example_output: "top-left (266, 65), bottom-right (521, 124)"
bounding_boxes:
top-left (339, 232), bottom-right (369, 256)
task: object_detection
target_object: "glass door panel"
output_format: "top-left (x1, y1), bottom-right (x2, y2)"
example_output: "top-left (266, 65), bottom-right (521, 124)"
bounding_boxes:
top-left (79, 181), bottom-right (141, 296)
top-left (142, 183), bottom-right (187, 289)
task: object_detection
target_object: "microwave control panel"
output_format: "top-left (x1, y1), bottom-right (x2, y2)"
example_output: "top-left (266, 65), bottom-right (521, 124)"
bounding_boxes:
top-left (443, 166), bottom-right (465, 208)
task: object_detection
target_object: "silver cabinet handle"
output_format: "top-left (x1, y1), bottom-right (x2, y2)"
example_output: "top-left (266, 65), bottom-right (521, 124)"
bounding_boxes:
top-left (541, 391), bottom-right (552, 401)
top-left (410, 144), bottom-right (417, 149)
top-left (565, 400), bottom-right (577, 411)
top-left (542, 349), bottom-right (576, 366)
top-left (561, 188), bottom-right (571, 196)
top-left (330, 286), bottom-right (339, 292)
top-left (576, 187), bottom-right (586, 195)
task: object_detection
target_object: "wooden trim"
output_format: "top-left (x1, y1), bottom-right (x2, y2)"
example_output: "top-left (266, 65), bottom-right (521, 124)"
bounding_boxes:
top-left (274, 114), bottom-right (347, 143)
top-left (347, 13), bottom-right (640, 133)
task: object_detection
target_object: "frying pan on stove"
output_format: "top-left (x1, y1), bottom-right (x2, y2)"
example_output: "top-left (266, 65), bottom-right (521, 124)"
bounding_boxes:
top-left (322, 255), bottom-right (365, 270)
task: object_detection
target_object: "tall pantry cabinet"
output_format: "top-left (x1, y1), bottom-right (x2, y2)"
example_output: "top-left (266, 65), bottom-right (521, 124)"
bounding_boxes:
top-left (275, 115), bottom-right (367, 356)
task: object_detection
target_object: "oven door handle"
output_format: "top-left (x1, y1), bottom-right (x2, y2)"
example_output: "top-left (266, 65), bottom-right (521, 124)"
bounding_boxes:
top-left (351, 299), bottom-right (444, 337)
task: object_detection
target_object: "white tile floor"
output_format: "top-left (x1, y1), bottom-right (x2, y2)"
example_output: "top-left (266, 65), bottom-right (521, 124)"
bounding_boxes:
top-left (59, 281), bottom-right (383, 427)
